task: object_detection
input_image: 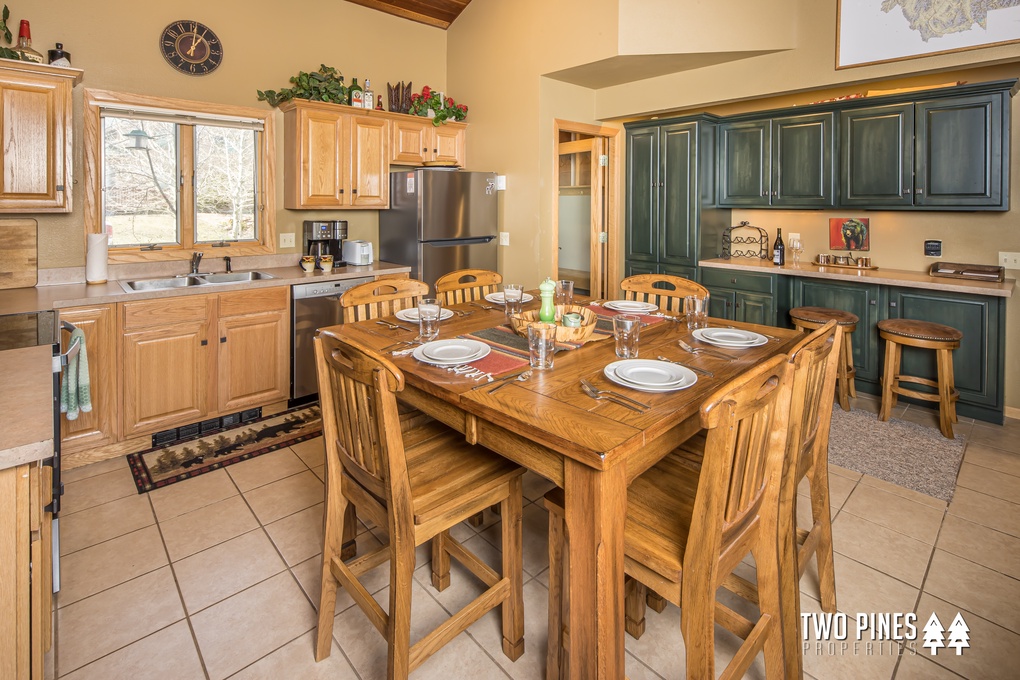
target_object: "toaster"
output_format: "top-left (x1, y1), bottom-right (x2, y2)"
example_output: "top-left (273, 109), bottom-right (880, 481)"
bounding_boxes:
top-left (342, 240), bottom-right (374, 266)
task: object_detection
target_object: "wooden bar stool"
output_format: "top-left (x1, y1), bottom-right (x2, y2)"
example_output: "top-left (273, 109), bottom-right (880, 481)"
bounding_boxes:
top-left (789, 306), bottom-right (859, 411)
top-left (877, 319), bottom-right (962, 439)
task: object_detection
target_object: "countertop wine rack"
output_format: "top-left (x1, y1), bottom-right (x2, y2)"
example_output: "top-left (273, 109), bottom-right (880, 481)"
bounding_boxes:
top-left (722, 221), bottom-right (769, 260)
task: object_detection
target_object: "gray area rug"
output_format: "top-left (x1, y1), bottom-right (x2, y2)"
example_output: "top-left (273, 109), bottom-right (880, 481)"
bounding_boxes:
top-left (827, 406), bottom-right (965, 503)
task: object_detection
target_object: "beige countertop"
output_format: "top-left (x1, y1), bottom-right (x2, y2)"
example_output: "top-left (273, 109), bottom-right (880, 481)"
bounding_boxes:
top-left (699, 258), bottom-right (1015, 298)
top-left (0, 261), bottom-right (411, 316)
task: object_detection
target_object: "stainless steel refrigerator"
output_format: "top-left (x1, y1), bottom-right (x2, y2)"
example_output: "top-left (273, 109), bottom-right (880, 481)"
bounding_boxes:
top-left (380, 169), bottom-right (498, 291)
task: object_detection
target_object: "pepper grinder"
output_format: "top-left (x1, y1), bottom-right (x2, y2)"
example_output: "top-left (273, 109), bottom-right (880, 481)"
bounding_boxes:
top-left (538, 277), bottom-right (556, 323)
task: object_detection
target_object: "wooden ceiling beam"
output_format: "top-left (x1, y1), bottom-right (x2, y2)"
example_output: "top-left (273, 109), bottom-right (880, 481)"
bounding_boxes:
top-left (344, 0), bottom-right (470, 30)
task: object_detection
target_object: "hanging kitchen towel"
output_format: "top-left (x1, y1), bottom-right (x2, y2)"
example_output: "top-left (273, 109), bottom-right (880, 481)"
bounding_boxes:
top-left (60, 328), bottom-right (92, 420)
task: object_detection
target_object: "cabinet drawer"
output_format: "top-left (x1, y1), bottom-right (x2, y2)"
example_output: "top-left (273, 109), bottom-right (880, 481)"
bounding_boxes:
top-left (700, 268), bottom-right (774, 294)
top-left (218, 287), bottom-right (288, 318)
top-left (121, 295), bottom-right (212, 330)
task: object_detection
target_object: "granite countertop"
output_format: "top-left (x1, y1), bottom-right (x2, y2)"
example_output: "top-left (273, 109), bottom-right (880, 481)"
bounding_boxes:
top-left (0, 261), bottom-right (411, 316)
top-left (699, 258), bottom-right (1015, 298)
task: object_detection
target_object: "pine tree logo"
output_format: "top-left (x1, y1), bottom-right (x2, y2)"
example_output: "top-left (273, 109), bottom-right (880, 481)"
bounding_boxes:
top-left (922, 612), bottom-right (945, 655)
top-left (947, 613), bottom-right (970, 655)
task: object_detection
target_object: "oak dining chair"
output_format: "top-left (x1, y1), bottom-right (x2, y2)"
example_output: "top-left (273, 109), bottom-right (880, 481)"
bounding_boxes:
top-left (620, 273), bottom-right (709, 315)
top-left (545, 355), bottom-right (794, 680)
top-left (434, 268), bottom-right (502, 306)
top-left (337, 278), bottom-right (430, 323)
top-left (313, 331), bottom-right (526, 678)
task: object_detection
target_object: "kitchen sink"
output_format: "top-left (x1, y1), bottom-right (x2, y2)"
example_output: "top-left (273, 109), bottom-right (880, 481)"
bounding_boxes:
top-left (119, 271), bottom-right (274, 293)
top-left (198, 271), bottom-right (275, 284)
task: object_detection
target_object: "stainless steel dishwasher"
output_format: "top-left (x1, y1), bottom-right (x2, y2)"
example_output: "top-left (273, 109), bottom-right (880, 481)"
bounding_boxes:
top-left (291, 277), bottom-right (373, 401)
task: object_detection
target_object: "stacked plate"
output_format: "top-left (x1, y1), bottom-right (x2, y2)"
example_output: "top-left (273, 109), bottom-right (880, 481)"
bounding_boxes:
top-left (485, 292), bottom-right (535, 304)
top-left (692, 327), bottom-right (768, 348)
top-left (395, 308), bottom-right (455, 322)
top-left (603, 359), bottom-right (696, 393)
top-left (413, 339), bottom-right (491, 366)
top-left (602, 300), bottom-right (658, 313)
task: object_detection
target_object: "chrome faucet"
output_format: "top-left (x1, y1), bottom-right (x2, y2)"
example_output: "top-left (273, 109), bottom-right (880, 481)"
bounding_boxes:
top-left (224, 256), bottom-right (232, 273)
top-left (191, 251), bottom-right (204, 275)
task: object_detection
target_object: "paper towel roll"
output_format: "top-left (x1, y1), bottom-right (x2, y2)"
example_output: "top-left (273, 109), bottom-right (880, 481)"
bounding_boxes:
top-left (86, 233), bottom-right (108, 284)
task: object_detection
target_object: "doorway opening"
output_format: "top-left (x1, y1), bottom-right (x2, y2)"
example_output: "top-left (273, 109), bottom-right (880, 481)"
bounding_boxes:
top-left (553, 120), bottom-right (619, 300)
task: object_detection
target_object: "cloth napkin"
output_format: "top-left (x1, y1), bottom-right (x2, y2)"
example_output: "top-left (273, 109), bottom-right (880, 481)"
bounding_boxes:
top-left (588, 304), bottom-right (666, 337)
top-left (60, 328), bottom-right (92, 421)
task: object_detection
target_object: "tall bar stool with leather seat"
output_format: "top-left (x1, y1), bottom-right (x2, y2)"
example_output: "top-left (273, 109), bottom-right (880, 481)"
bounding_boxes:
top-left (877, 318), bottom-right (962, 439)
top-left (313, 332), bottom-right (526, 678)
top-left (789, 306), bottom-right (858, 411)
top-left (435, 268), bottom-right (502, 306)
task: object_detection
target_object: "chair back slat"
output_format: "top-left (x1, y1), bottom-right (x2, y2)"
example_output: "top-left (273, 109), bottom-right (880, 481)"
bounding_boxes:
top-left (621, 274), bottom-right (709, 315)
top-left (435, 269), bottom-right (502, 306)
top-left (339, 279), bottom-right (430, 323)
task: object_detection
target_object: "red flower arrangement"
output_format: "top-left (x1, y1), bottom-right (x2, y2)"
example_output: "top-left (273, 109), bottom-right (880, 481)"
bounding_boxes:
top-left (409, 85), bottom-right (468, 126)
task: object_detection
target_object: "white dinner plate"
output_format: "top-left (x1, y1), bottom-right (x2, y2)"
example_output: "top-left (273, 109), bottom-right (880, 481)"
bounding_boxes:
top-left (613, 359), bottom-right (687, 387)
top-left (692, 328), bottom-right (768, 348)
top-left (485, 292), bottom-right (535, 304)
top-left (415, 339), bottom-right (491, 365)
top-left (394, 308), bottom-right (455, 322)
top-left (603, 300), bottom-right (658, 313)
top-left (604, 360), bottom-right (696, 393)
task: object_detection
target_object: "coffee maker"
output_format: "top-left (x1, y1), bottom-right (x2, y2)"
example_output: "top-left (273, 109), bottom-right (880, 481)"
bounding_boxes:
top-left (303, 220), bottom-right (347, 269)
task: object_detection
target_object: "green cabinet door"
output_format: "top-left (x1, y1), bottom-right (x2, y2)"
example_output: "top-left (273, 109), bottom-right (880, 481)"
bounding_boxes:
top-left (625, 126), bottom-right (658, 262)
top-left (794, 278), bottom-right (882, 382)
top-left (734, 291), bottom-right (774, 326)
top-left (659, 122), bottom-right (698, 266)
top-left (840, 104), bottom-right (914, 207)
top-left (772, 112), bottom-right (835, 208)
top-left (624, 260), bottom-right (657, 278)
top-left (704, 287), bottom-right (735, 320)
top-left (659, 263), bottom-right (698, 281)
top-left (915, 93), bottom-right (1005, 208)
top-left (718, 119), bottom-right (770, 206)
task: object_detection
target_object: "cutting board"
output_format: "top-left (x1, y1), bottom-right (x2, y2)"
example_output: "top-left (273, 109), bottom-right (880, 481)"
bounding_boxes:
top-left (0, 219), bottom-right (38, 289)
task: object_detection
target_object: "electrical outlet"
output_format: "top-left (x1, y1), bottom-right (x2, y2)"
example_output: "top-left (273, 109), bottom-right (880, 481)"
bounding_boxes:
top-left (279, 233), bottom-right (296, 249)
top-left (999, 251), bottom-right (1020, 269)
top-left (498, 231), bottom-right (510, 246)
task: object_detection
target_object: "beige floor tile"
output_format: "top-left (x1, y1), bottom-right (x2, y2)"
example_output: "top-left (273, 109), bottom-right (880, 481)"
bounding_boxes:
top-left (831, 513), bottom-right (933, 587)
top-left (227, 630), bottom-right (358, 680)
top-left (61, 466), bottom-right (138, 516)
top-left (463, 579), bottom-right (551, 679)
top-left (799, 592), bottom-right (901, 680)
top-left (947, 487), bottom-right (1020, 538)
top-left (936, 514), bottom-right (1020, 580)
top-left (191, 572), bottom-right (316, 680)
top-left (840, 484), bottom-right (945, 544)
top-left (914, 593), bottom-right (1020, 679)
top-left (522, 469), bottom-right (556, 502)
top-left (894, 652), bottom-right (965, 680)
top-left (59, 621), bottom-right (203, 680)
top-left (478, 502), bottom-right (548, 578)
top-left (964, 441), bottom-right (1020, 477)
top-left (291, 530), bottom-right (387, 617)
top-left (968, 421), bottom-right (1020, 454)
top-left (829, 464), bottom-right (863, 482)
top-left (148, 469), bottom-right (239, 522)
top-left (59, 493), bottom-right (154, 555)
top-left (858, 475), bottom-right (947, 510)
top-left (624, 653), bottom-right (664, 680)
top-left (265, 502), bottom-right (324, 566)
top-left (807, 553), bottom-right (919, 622)
top-left (955, 462), bottom-right (1020, 504)
top-left (290, 436), bottom-right (325, 469)
top-left (923, 549), bottom-right (1020, 634)
top-left (243, 470), bottom-right (323, 525)
top-left (160, 494), bottom-right (260, 562)
top-left (827, 472), bottom-right (860, 509)
top-left (56, 566), bottom-right (184, 675)
top-left (310, 465), bottom-right (325, 482)
top-left (57, 525), bottom-right (168, 607)
top-left (226, 449), bottom-right (308, 492)
top-left (173, 528), bottom-right (286, 614)
top-left (410, 534), bottom-right (503, 614)
top-left (61, 456), bottom-right (127, 485)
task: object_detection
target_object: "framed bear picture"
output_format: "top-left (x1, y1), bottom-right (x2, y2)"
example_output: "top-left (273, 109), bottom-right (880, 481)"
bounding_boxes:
top-left (830, 217), bottom-right (870, 251)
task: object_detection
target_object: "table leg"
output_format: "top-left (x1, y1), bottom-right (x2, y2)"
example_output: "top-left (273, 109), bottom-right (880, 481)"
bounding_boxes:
top-left (564, 459), bottom-right (627, 680)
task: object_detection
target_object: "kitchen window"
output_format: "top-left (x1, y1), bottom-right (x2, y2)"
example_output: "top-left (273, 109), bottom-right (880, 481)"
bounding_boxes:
top-left (84, 89), bottom-right (276, 262)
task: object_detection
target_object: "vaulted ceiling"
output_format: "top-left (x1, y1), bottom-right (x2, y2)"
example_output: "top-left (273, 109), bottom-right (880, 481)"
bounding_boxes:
top-left (344, 0), bottom-right (472, 29)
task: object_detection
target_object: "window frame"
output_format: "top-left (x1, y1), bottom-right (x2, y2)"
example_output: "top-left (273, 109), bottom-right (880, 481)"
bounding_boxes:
top-left (84, 88), bottom-right (276, 263)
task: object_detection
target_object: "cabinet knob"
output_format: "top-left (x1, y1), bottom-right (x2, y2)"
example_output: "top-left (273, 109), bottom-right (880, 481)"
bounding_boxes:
top-left (726, 301), bottom-right (732, 307)
top-left (730, 278), bottom-right (737, 284)
top-left (869, 300), bottom-right (877, 305)
top-left (56, 185), bottom-right (65, 192)
top-left (220, 337), bottom-right (227, 343)
top-left (423, 147), bottom-right (428, 152)
top-left (433, 148), bottom-right (438, 154)
top-left (902, 190), bottom-right (911, 196)
top-left (351, 188), bottom-right (358, 194)
top-left (772, 191), bottom-right (778, 197)
top-left (890, 301), bottom-right (898, 308)
top-left (200, 339), bottom-right (208, 346)
top-left (761, 190), bottom-right (767, 197)
top-left (915, 188), bottom-right (923, 194)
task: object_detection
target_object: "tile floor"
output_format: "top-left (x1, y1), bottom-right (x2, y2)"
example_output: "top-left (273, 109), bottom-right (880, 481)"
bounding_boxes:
top-left (51, 394), bottom-right (1020, 679)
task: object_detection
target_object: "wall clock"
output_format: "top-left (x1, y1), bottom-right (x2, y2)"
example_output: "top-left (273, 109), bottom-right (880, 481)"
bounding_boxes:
top-left (159, 20), bottom-right (222, 75)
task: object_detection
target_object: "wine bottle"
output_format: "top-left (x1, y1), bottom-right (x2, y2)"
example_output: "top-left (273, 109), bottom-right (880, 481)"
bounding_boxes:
top-left (15, 21), bottom-right (44, 63)
top-left (348, 78), bottom-right (363, 107)
top-left (773, 228), bottom-right (786, 266)
top-left (362, 79), bottom-right (374, 110)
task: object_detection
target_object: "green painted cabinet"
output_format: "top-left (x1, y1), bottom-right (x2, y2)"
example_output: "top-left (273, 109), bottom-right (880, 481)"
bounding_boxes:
top-left (840, 104), bottom-right (914, 207)
top-left (700, 268), bottom-right (777, 325)
top-left (718, 119), bottom-right (770, 207)
top-left (792, 278), bottom-right (883, 382)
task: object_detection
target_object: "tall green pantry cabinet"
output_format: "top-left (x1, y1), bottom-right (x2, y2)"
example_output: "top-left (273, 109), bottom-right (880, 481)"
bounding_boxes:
top-left (624, 116), bottom-right (730, 282)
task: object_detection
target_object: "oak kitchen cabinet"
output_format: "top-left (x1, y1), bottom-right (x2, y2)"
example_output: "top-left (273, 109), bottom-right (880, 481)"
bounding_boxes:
top-left (216, 287), bottom-right (289, 412)
top-left (59, 305), bottom-right (118, 455)
top-left (281, 99), bottom-right (389, 209)
top-left (0, 60), bottom-right (82, 213)
top-left (389, 116), bottom-right (467, 167)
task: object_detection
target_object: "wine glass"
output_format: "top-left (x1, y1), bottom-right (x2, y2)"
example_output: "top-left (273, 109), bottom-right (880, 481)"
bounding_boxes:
top-left (789, 237), bottom-right (804, 265)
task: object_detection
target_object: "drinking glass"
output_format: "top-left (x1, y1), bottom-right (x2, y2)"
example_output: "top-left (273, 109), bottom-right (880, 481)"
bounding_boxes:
top-left (527, 323), bottom-right (556, 370)
top-left (789, 237), bottom-right (803, 265)
top-left (613, 314), bottom-right (641, 358)
top-left (503, 283), bottom-right (524, 322)
top-left (554, 280), bottom-right (574, 307)
top-left (684, 295), bottom-right (707, 330)
top-left (418, 298), bottom-right (442, 341)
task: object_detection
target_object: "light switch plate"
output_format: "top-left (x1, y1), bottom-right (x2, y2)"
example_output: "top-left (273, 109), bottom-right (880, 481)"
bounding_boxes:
top-left (496, 175), bottom-right (507, 191)
top-left (280, 233), bottom-right (295, 249)
top-left (498, 232), bottom-right (510, 246)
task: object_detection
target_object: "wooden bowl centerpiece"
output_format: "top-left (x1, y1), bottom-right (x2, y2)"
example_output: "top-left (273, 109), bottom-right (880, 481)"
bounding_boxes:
top-left (509, 305), bottom-right (599, 344)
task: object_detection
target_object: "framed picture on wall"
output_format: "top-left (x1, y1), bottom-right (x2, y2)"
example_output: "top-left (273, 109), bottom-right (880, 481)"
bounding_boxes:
top-left (830, 218), bottom-right (870, 252)
top-left (837, 1), bottom-right (1020, 69)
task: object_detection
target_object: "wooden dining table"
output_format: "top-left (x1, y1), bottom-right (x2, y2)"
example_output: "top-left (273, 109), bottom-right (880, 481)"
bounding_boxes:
top-left (326, 295), bottom-right (804, 679)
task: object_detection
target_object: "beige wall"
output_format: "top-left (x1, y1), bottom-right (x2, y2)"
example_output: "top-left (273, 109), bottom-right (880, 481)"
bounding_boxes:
top-left (31, 0), bottom-right (448, 268)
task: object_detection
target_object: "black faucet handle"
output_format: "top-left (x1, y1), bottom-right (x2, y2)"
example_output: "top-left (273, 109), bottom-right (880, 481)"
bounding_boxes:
top-left (224, 256), bottom-right (232, 273)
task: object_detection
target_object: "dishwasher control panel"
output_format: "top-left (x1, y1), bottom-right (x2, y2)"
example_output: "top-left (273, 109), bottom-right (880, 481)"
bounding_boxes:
top-left (291, 277), bottom-right (374, 300)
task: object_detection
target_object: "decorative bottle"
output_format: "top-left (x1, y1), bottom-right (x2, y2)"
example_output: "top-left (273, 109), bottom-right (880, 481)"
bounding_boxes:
top-left (773, 228), bottom-right (785, 266)
top-left (348, 78), bottom-right (363, 107)
top-left (47, 42), bottom-right (71, 66)
top-left (15, 21), bottom-right (44, 63)
top-left (362, 79), bottom-right (374, 109)
top-left (375, 94), bottom-right (384, 111)
top-left (538, 278), bottom-right (556, 323)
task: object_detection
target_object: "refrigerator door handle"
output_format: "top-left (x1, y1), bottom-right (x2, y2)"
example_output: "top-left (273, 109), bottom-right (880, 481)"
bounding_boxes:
top-left (424, 236), bottom-right (496, 247)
